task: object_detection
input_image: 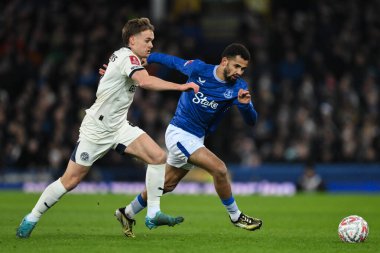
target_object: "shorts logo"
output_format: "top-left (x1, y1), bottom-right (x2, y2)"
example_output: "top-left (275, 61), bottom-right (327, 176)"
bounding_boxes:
top-left (80, 152), bottom-right (89, 161)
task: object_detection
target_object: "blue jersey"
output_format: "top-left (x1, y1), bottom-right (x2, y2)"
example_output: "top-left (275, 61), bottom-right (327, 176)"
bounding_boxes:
top-left (147, 53), bottom-right (258, 138)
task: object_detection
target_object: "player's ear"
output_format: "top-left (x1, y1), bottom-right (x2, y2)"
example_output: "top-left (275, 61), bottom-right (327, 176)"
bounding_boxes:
top-left (129, 35), bottom-right (135, 46)
top-left (221, 57), bottom-right (228, 67)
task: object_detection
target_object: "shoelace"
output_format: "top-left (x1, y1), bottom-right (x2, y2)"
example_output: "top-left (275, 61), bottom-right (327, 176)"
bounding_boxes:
top-left (240, 215), bottom-right (253, 224)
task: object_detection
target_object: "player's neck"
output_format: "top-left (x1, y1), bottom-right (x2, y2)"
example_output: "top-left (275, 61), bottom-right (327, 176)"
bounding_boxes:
top-left (215, 65), bottom-right (226, 81)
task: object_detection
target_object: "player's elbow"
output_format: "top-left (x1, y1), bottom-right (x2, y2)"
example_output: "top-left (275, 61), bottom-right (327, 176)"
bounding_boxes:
top-left (131, 70), bottom-right (152, 89)
top-left (136, 77), bottom-right (151, 89)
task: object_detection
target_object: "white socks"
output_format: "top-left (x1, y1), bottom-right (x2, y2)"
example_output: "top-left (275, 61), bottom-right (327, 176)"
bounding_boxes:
top-left (27, 178), bottom-right (67, 222)
top-left (225, 201), bottom-right (242, 222)
top-left (221, 196), bottom-right (242, 222)
top-left (145, 163), bottom-right (165, 218)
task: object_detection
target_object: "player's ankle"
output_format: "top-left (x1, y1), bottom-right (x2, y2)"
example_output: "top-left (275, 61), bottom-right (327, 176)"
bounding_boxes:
top-left (26, 213), bottom-right (40, 223)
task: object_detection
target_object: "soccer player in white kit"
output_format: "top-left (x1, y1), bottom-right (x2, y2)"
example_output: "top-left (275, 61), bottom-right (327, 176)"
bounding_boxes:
top-left (16, 17), bottom-right (199, 239)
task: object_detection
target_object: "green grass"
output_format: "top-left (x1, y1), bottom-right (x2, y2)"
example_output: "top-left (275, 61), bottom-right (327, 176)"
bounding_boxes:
top-left (0, 192), bottom-right (379, 253)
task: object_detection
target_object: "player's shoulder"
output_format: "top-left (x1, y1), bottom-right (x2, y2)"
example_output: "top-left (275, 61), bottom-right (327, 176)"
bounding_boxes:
top-left (114, 47), bottom-right (138, 58)
top-left (113, 47), bottom-right (141, 65)
top-left (114, 47), bottom-right (132, 55)
top-left (186, 59), bottom-right (214, 73)
top-left (183, 59), bottom-right (207, 67)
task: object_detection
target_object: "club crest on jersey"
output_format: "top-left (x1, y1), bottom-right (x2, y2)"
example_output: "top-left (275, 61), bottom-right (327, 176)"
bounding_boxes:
top-left (224, 89), bottom-right (233, 99)
top-left (129, 55), bottom-right (140, 65)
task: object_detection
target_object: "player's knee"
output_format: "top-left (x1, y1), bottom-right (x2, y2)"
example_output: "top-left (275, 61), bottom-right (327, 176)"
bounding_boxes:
top-left (61, 177), bottom-right (81, 191)
top-left (214, 169), bottom-right (228, 180)
top-left (213, 162), bottom-right (228, 179)
top-left (147, 149), bottom-right (167, 164)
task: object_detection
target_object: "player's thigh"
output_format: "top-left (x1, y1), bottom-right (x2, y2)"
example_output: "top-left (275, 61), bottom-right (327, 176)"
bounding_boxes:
top-left (61, 160), bottom-right (90, 190)
top-left (165, 124), bottom-right (204, 170)
top-left (71, 137), bottom-right (112, 166)
top-left (114, 122), bottom-right (165, 164)
top-left (125, 133), bottom-right (166, 164)
top-left (64, 138), bottom-right (111, 189)
top-left (188, 147), bottom-right (226, 175)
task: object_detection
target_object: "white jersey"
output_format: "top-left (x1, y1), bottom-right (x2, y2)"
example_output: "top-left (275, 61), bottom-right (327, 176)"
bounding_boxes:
top-left (85, 47), bottom-right (144, 132)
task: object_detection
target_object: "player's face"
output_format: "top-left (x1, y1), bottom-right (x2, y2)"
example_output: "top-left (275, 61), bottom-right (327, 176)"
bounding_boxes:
top-left (129, 29), bottom-right (154, 59)
top-left (223, 55), bottom-right (248, 83)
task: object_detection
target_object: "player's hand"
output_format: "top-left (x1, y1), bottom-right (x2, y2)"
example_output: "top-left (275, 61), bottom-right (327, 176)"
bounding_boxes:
top-left (99, 64), bottom-right (107, 76)
top-left (141, 58), bottom-right (148, 66)
top-left (181, 82), bottom-right (199, 93)
top-left (238, 89), bottom-right (251, 104)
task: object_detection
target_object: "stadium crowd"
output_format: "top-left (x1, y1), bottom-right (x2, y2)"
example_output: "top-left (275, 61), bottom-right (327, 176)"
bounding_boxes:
top-left (0, 0), bottom-right (379, 178)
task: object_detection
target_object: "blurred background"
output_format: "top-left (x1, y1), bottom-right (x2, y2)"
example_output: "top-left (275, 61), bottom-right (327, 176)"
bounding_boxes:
top-left (0, 0), bottom-right (379, 193)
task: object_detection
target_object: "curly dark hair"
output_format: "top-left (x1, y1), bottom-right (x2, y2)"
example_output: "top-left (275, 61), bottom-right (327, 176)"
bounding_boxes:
top-left (222, 43), bottom-right (250, 61)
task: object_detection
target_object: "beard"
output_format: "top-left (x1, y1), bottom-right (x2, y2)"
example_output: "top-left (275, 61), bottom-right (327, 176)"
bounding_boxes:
top-left (223, 68), bottom-right (236, 83)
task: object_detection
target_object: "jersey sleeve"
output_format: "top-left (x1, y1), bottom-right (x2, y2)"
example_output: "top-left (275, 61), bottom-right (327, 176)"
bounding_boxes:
top-left (237, 101), bottom-right (258, 126)
top-left (119, 53), bottom-right (145, 78)
top-left (234, 81), bottom-right (258, 126)
top-left (147, 52), bottom-right (203, 76)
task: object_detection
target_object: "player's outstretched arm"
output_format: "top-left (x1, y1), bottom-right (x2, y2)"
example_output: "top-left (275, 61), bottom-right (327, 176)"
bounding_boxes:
top-left (97, 63), bottom-right (198, 93)
top-left (132, 69), bottom-right (199, 93)
top-left (147, 52), bottom-right (195, 76)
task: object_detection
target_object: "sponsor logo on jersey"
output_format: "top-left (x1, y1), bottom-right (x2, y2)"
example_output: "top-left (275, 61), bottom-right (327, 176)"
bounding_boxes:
top-left (192, 92), bottom-right (218, 109)
top-left (197, 77), bottom-right (206, 85)
top-left (184, 60), bottom-right (194, 66)
top-left (129, 55), bottom-right (140, 65)
top-left (224, 89), bottom-right (233, 98)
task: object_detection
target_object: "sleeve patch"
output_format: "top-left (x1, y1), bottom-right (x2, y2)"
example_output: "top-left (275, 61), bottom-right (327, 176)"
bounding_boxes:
top-left (129, 55), bottom-right (141, 65)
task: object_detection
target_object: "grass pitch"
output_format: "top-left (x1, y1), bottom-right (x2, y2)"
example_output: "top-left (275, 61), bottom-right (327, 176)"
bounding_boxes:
top-left (0, 192), bottom-right (379, 253)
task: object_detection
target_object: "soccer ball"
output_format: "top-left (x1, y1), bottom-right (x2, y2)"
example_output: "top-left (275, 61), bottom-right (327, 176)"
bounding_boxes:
top-left (338, 215), bottom-right (369, 243)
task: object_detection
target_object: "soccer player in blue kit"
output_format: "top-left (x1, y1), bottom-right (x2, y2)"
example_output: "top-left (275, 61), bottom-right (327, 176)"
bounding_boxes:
top-left (114, 43), bottom-right (262, 237)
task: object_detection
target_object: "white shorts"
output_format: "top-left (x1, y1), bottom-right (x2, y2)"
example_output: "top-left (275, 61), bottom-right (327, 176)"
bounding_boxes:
top-left (71, 115), bottom-right (145, 166)
top-left (165, 124), bottom-right (205, 170)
